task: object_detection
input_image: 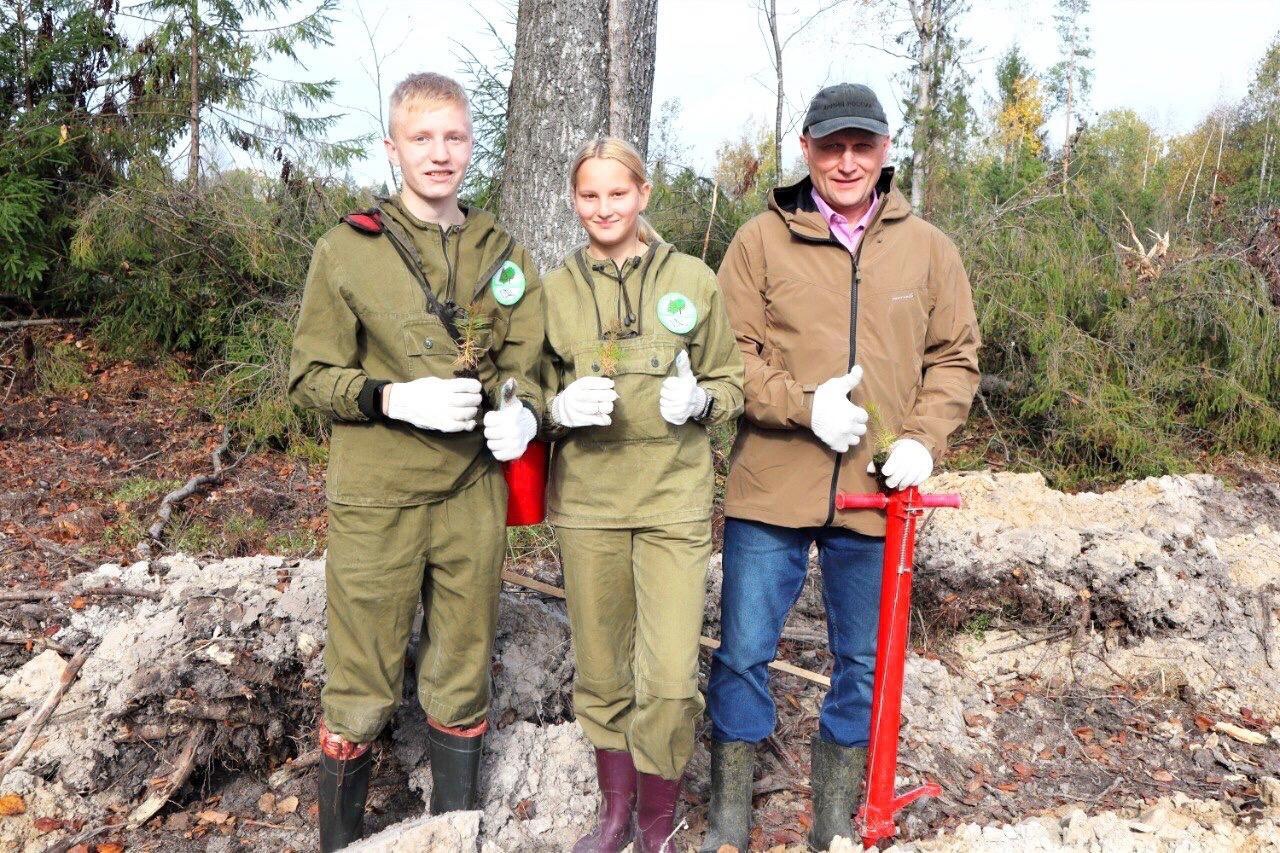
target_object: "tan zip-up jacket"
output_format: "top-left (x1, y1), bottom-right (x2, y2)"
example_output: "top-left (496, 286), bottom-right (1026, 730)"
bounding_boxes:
top-left (718, 169), bottom-right (980, 536)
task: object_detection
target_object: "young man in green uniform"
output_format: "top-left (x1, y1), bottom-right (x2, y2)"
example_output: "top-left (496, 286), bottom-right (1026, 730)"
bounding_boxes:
top-left (288, 73), bottom-right (543, 851)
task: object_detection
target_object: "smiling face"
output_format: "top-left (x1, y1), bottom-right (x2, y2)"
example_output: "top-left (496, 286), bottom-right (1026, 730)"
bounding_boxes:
top-left (572, 155), bottom-right (651, 254)
top-left (384, 100), bottom-right (473, 214)
top-left (800, 127), bottom-right (891, 218)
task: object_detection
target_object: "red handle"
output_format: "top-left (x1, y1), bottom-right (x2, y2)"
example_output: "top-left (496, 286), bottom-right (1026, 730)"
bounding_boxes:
top-left (835, 490), bottom-right (963, 511)
top-left (835, 492), bottom-right (889, 510)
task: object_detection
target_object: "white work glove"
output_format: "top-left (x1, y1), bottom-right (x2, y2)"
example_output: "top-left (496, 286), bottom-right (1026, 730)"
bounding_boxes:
top-left (384, 377), bottom-right (481, 432)
top-left (879, 438), bottom-right (933, 489)
top-left (550, 376), bottom-right (618, 428)
top-left (483, 395), bottom-right (537, 462)
top-left (659, 351), bottom-right (708, 426)
top-left (809, 366), bottom-right (868, 453)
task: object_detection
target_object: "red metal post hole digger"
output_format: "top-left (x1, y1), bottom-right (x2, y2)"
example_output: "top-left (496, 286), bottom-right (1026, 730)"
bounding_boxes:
top-left (836, 485), bottom-right (962, 848)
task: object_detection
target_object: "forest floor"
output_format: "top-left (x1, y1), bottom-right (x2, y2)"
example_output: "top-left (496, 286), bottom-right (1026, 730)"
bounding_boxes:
top-left (1, 324), bottom-right (1278, 852)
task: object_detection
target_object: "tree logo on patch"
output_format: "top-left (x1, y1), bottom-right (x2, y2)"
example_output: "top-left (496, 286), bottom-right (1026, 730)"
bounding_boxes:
top-left (491, 260), bottom-right (526, 306)
top-left (657, 292), bottom-right (697, 334)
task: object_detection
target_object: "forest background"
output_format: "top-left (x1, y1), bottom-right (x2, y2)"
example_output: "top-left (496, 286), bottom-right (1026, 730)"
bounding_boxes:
top-left (4, 0), bottom-right (1280, 502)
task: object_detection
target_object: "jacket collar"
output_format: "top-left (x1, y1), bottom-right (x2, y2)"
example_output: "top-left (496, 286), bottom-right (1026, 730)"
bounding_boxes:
top-left (767, 167), bottom-right (909, 242)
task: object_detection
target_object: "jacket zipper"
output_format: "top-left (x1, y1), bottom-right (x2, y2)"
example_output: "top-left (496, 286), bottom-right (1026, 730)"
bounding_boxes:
top-left (822, 196), bottom-right (889, 527)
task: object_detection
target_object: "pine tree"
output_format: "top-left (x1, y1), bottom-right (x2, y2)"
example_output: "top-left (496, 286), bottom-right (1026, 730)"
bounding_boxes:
top-left (119, 0), bottom-right (357, 186)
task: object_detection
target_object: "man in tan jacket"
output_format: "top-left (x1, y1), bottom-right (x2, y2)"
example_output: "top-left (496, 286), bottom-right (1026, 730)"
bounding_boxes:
top-left (700, 84), bottom-right (980, 852)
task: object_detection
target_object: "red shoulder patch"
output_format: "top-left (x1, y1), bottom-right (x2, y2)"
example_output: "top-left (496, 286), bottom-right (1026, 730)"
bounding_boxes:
top-left (342, 208), bottom-right (383, 234)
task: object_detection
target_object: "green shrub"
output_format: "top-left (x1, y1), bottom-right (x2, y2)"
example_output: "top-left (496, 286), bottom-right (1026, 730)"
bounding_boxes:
top-left (34, 340), bottom-right (90, 394)
top-left (951, 195), bottom-right (1280, 487)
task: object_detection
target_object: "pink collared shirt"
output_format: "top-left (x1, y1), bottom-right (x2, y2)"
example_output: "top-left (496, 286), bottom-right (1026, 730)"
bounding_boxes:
top-left (811, 188), bottom-right (879, 254)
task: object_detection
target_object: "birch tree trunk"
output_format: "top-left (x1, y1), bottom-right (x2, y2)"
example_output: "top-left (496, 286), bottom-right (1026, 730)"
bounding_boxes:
top-left (909, 0), bottom-right (934, 213)
top-left (767, 0), bottom-right (783, 182)
top-left (1060, 16), bottom-right (1075, 196)
top-left (187, 2), bottom-right (201, 188)
top-left (500, 0), bottom-right (658, 270)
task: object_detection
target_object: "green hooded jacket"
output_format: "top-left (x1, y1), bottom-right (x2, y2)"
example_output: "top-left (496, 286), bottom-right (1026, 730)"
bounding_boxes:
top-left (540, 242), bottom-right (744, 528)
top-left (288, 196), bottom-right (544, 506)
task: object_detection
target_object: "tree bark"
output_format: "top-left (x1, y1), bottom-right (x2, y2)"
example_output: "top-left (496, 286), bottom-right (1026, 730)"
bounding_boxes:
top-left (187, 1), bottom-right (201, 188)
top-left (500, 0), bottom-right (658, 270)
top-left (1061, 16), bottom-right (1075, 197)
top-left (767, 0), bottom-right (783, 182)
top-left (909, 0), bottom-right (935, 213)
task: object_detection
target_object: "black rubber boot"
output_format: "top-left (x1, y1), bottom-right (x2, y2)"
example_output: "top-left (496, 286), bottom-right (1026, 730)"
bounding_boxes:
top-left (699, 740), bottom-right (755, 852)
top-left (317, 738), bottom-right (373, 852)
top-left (427, 723), bottom-right (485, 813)
top-left (807, 736), bottom-right (867, 851)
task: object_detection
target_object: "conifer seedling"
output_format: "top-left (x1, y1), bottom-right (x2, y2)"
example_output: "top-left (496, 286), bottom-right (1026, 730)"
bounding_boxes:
top-left (452, 301), bottom-right (494, 379)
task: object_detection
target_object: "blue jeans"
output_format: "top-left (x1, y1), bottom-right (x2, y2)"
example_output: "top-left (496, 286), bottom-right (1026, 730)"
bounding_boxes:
top-left (708, 517), bottom-right (884, 747)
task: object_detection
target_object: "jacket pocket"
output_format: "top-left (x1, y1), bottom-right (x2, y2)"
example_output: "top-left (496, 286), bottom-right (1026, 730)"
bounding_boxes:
top-left (570, 339), bottom-right (676, 442)
top-left (401, 315), bottom-right (491, 379)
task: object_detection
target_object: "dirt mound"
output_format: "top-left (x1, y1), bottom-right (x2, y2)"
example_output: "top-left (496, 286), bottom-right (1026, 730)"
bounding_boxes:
top-left (1, 470), bottom-right (1277, 851)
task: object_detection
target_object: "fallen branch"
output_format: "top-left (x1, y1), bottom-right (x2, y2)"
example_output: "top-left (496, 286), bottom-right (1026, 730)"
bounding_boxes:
top-left (0, 317), bottom-right (85, 331)
top-left (12, 523), bottom-right (97, 569)
top-left (113, 721), bottom-right (190, 743)
top-left (146, 427), bottom-right (244, 546)
top-left (0, 633), bottom-right (72, 654)
top-left (242, 817), bottom-right (296, 830)
top-left (268, 748), bottom-right (321, 788)
top-left (1257, 584), bottom-right (1275, 670)
top-left (1213, 720), bottom-right (1269, 746)
top-left (781, 627), bottom-right (828, 646)
top-left (126, 720), bottom-right (209, 828)
top-left (0, 586), bottom-right (160, 603)
top-left (502, 569), bottom-right (833, 688)
top-left (39, 823), bottom-right (111, 853)
top-left (0, 640), bottom-right (95, 784)
top-left (165, 696), bottom-right (268, 726)
top-left (987, 629), bottom-right (1073, 656)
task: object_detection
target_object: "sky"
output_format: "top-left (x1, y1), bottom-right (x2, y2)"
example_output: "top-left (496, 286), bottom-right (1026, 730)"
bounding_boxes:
top-left (252, 0), bottom-right (1280, 187)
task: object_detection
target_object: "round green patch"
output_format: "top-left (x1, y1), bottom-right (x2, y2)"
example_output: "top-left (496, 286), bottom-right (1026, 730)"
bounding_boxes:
top-left (491, 260), bottom-right (526, 306)
top-left (657, 292), bottom-right (698, 334)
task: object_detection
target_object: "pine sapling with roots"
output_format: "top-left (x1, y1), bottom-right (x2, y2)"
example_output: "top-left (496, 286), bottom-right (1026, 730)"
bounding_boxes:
top-left (452, 301), bottom-right (495, 380)
top-left (864, 400), bottom-right (900, 488)
top-left (595, 322), bottom-right (627, 378)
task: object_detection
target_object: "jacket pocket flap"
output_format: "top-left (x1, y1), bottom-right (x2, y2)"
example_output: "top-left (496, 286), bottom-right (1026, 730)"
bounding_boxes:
top-left (571, 343), bottom-right (675, 377)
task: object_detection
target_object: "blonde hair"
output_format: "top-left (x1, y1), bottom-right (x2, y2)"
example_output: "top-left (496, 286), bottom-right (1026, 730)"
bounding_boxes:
top-left (569, 136), bottom-right (661, 244)
top-left (388, 73), bottom-right (470, 135)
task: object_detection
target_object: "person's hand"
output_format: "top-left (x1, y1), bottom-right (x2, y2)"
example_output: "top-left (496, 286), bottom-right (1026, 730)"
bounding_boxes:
top-left (809, 366), bottom-right (868, 453)
top-left (659, 351), bottom-right (708, 426)
top-left (483, 394), bottom-right (537, 461)
top-left (550, 376), bottom-right (618, 428)
top-left (880, 438), bottom-right (932, 489)
top-left (384, 377), bottom-right (481, 432)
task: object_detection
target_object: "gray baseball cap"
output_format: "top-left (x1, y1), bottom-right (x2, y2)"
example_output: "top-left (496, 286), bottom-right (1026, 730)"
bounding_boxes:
top-left (803, 83), bottom-right (889, 139)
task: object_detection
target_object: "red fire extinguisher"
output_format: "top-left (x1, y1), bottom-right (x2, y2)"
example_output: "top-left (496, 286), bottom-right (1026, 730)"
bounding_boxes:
top-left (498, 379), bottom-right (548, 526)
top-left (836, 485), bottom-right (962, 848)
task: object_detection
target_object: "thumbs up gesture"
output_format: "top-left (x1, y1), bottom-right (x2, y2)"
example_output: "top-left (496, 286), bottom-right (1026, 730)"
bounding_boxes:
top-left (810, 365), bottom-right (868, 453)
top-left (483, 378), bottom-right (538, 461)
top-left (659, 350), bottom-right (710, 426)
